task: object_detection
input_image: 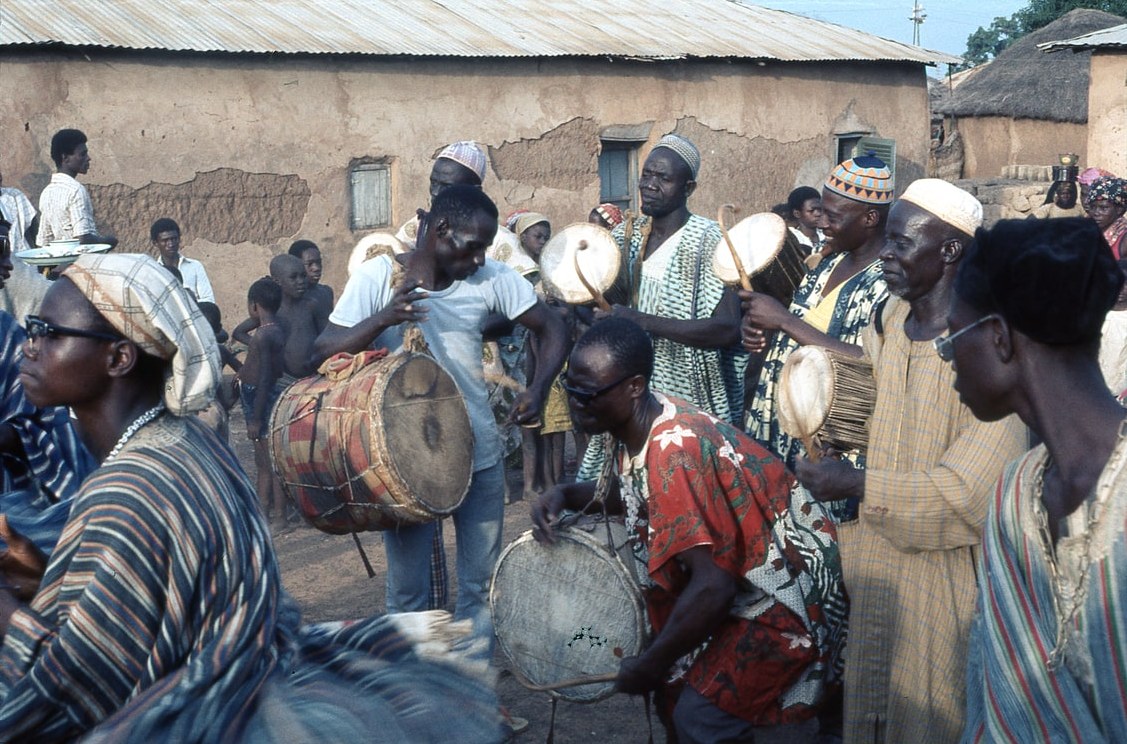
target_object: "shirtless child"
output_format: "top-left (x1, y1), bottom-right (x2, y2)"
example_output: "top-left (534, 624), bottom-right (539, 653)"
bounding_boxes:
top-left (289, 240), bottom-right (333, 326)
top-left (237, 278), bottom-right (287, 532)
top-left (234, 254), bottom-right (324, 379)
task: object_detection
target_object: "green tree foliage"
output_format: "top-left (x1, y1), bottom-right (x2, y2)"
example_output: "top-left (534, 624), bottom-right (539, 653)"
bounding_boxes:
top-left (960, 0), bottom-right (1127, 68)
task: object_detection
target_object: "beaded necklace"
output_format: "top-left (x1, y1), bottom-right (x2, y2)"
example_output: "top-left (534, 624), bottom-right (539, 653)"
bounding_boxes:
top-left (103, 404), bottom-right (166, 463)
top-left (1035, 416), bottom-right (1127, 669)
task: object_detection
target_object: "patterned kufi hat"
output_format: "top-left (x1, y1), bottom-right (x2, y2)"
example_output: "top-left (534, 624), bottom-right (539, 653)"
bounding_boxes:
top-left (594, 203), bottom-right (624, 228)
top-left (437, 140), bottom-right (488, 182)
top-left (63, 253), bottom-right (220, 415)
top-left (652, 134), bottom-right (701, 179)
top-left (825, 155), bottom-right (894, 205)
top-left (899, 178), bottom-right (982, 237)
top-left (1084, 177), bottom-right (1127, 209)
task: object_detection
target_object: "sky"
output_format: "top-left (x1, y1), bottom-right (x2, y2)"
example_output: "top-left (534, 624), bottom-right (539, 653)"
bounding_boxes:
top-left (752, 0), bottom-right (1030, 58)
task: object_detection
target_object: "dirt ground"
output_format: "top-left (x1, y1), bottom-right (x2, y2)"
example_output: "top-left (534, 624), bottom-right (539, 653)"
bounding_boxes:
top-left (232, 434), bottom-right (663, 743)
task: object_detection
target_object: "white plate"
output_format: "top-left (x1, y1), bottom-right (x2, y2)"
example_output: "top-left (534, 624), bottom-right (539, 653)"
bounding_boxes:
top-left (15, 243), bottom-right (113, 266)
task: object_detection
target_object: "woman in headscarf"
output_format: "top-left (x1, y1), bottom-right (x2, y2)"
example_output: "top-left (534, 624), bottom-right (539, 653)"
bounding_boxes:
top-left (949, 219), bottom-right (1127, 742)
top-left (1084, 176), bottom-right (1127, 259)
top-left (0, 253), bottom-right (501, 742)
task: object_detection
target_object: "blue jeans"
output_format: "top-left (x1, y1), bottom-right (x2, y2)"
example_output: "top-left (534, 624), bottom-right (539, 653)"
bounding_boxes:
top-left (384, 461), bottom-right (505, 656)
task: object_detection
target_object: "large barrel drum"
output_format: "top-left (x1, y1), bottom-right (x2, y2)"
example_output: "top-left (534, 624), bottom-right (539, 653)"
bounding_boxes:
top-left (269, 350), bottom-right (473, 533)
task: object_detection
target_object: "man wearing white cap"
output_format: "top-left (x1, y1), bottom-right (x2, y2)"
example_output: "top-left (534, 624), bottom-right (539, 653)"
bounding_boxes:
top-left (793, 179), bottom-right (1028, 744)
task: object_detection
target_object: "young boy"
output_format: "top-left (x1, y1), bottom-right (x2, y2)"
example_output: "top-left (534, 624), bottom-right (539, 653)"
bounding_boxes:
top-left (237, 278), bottom-right (288, 532)
top-left (289, 239), bottom-right (333, 326)
top-left (196, 301), bottom-right (240, 442)
top-left (234, 254), bottom-right (323, 379)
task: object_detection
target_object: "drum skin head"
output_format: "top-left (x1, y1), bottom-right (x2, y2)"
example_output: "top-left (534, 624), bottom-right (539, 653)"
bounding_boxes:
top-left (713, 212), bottom-right (787, 286)
top-left (777, 345), bottom-right (833, 440)
top-left (539, 223), bottom-right (620, 304)
top-left (383, 355), bottom-right (474, 513)
top-left (490, 522), bottom-right (648, 702)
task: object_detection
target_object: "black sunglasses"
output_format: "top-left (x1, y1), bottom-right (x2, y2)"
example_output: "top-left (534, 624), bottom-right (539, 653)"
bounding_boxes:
top-left (559, 371), bottom-right (636, 406)
top-left (24, 315), bottom-right (122, 343)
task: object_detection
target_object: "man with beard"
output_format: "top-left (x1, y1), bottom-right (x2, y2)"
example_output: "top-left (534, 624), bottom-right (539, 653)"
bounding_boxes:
top-left (793, 179), bottom-right (1028, 743)
top-left (574, 134), bottom-right (745, 483)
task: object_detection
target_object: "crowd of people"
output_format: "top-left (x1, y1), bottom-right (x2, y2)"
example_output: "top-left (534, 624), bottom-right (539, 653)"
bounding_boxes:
top-left (0, 122), bottom-right (1124, 743)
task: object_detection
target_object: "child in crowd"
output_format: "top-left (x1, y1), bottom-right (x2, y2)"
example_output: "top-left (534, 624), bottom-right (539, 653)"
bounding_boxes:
top-left (234, 249), bottom-right (327, 380)
top-left (289, 239), bottom-right (333, 325)
top-left (237, 278), bottom-right (288, 532)
top-left (195, 301), bottom-right (240, 442)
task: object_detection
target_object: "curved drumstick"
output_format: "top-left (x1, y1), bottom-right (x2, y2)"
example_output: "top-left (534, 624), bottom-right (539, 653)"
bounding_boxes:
top-left (508, 668), bottom-right (620, 692)
top-left (717, 204), bottom-right (752, 292)
top-left (574, 240), bottom-right (612, 311)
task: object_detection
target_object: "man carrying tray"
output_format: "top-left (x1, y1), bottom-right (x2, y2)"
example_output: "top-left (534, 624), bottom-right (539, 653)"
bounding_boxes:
top-left (314, 185), bottom-right (567, 657)
top-left (532, 317), bottom-right (845, 744)
top-left (793, 179), bottom-right (1027, 743)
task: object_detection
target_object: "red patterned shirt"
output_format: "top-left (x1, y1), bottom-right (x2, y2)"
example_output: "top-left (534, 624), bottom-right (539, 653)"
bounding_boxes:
top-left (617, 394), bottom-right (846, 724)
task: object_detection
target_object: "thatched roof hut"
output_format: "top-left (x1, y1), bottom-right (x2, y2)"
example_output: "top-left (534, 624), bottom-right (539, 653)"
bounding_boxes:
top-left (937, 8), bottom-right (1125, 123)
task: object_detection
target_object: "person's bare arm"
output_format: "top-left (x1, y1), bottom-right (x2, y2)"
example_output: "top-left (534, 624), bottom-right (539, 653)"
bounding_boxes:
top-left (599, 287), bottom-right (741, 349)
top-left (617, 547), bottom-right (735, 694)
top-left (231, 316), bottom-right (259, 346)
top-left (509, 299), bottom-right (568, 425)
top-left (739, 289), bottom-right (862, 358)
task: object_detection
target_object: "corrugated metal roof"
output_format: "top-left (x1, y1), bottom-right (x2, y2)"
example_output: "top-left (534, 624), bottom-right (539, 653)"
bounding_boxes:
top-left (1040, 22), bottom-right (1127, 51)
top-left (0, 0), bottom-right (960, 65)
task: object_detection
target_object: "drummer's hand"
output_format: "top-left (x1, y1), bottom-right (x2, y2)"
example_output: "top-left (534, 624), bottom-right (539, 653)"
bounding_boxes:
top-left (509, 390), bottom-right (543, 428)
top-left (795, 455), bottom-right (865, 503)
top-left (0, 516), bottom-right (47, 601)
top-left (616, 655), bottom-right (665, 695)
top-left (530, 487), bottom-right (567, 544)
top-left (377, 281), bottom-right (429, 327)
top-left (741, 324), bottom-right (769, 354)
top-left (738, 289), bottom-right (790, 331)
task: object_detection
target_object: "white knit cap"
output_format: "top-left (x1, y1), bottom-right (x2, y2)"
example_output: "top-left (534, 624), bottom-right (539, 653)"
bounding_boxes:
top-left (898, 178), bottom-right (982, 237)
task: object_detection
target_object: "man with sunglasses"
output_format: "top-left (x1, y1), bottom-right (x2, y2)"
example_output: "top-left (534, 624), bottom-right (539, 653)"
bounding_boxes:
top-left (0, 218), bottom-right (93, 558)
top-left (534, 317), bottom-right (845, 744)
top-left (792, 179), bottom-right (1027, 744)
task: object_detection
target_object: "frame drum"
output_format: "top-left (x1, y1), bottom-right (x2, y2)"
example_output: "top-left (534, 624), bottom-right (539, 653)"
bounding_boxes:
top-left (490, 518), bottom-right (648, 702)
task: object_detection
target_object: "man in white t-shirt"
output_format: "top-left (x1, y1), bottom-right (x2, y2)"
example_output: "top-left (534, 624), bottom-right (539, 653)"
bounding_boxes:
top-left (314, 185), bottom-right (568, 653)
top-left (151, 217), bottom-right (215, 304)
top-left (36, 129), bottom-right (117, 248)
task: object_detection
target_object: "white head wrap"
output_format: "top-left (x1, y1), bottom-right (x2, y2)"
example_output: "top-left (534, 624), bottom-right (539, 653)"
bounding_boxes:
top-left (898, 178), bottom-right (983, 237)
top-left (63, 253), bottom-right (220, 415)
top-left (437, 141), bottom-right (488, 182)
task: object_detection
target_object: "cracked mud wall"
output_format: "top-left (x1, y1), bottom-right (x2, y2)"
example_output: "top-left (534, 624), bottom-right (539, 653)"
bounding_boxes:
top-left (0, 52), bottom-right (929, 319)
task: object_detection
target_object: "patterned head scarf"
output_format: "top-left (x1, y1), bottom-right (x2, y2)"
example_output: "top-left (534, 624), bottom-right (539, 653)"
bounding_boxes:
top-left (594, 203), bottom-right (624, 228)
top-left (1084, 177), bottom-right (1127, 210)
top-left (63, 253), bottom-right (220, 415)
top-left (504, 209), bottom-right (530, 232)
top-left (1079, 167), bottom-right (1116, 187)
top-left (825, 155), bottom-right (894, 205)
top-left (437, 140), bottom-right (488, 182)
top-left (651, 134), bottom-right (701, 179)
top-left (513, 212), bottom-right (549, 238)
